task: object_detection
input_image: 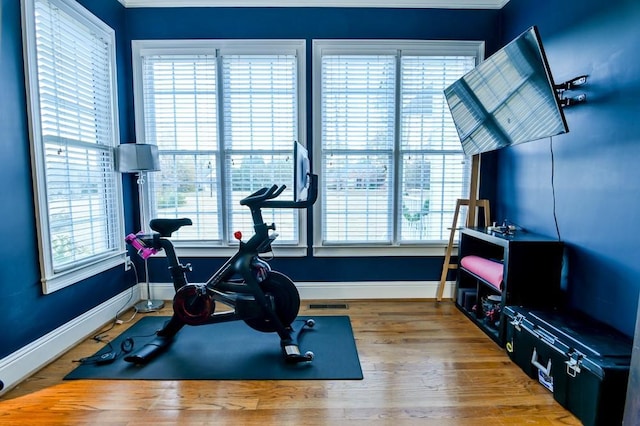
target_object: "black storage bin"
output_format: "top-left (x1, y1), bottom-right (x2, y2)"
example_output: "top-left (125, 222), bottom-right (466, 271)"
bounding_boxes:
top-left (456, 288), bottom-right (477, 312)
top-left (503, 305), bottom-right (632, 426)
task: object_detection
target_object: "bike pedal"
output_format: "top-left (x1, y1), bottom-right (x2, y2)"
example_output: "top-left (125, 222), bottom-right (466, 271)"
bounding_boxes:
top-left (284, 345), bottom-right (301, 356)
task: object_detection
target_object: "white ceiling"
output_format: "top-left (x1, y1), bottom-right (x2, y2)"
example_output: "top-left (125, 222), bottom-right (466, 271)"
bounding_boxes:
top-left (117, 0), bottom-right (510, 9)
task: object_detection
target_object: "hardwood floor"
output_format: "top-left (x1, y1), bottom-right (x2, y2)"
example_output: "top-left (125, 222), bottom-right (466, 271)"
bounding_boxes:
top-left (0, 300), bottom-right (580, 425)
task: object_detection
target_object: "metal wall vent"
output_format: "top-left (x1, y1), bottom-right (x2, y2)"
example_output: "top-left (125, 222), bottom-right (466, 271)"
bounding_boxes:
top-left (308, 303), bottom-right (349, 309)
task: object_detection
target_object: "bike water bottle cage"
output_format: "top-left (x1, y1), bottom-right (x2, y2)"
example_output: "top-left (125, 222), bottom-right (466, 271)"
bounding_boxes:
top-left (150, 218), bottom-right (193, 237)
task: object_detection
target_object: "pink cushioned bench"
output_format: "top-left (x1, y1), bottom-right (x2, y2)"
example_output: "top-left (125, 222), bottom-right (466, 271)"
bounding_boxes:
top-left (460, 255), bottom-right (503, 290)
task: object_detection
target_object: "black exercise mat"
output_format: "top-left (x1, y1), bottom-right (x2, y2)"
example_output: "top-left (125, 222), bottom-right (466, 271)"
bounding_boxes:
top-left (65, 315), bottom-right (363, 381)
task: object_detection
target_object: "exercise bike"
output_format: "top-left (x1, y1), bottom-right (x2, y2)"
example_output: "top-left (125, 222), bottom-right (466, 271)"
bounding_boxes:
top-left (123, 172), bottom-right (318, 365)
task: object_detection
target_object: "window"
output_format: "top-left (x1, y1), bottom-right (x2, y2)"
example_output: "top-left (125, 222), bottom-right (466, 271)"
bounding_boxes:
top-left (132, 40), bottom-right (306, 255)
top-left (312, 40), bottom-right (482, 256)
top-left (22, 0), bottom-right (125, 293)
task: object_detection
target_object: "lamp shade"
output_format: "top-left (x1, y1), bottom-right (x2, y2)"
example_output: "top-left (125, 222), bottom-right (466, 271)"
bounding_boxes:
top-left (116, 143), bottom-right (160, 172)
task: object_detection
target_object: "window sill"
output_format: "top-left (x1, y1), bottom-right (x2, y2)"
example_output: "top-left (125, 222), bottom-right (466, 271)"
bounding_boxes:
top-left (312, 245), bottom-right (457, 257)
top-left (147, 244), bottom-right (456, 258)
top-left (155, 245), bottom-right (309, 258)
top-left (42, 252), bottom-right (127, 294)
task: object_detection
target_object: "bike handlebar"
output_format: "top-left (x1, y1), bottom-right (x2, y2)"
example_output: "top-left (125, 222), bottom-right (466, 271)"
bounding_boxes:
top-left (240, 184), bottom-right (286, 206)
top-left (239, 174), bottom-right (318, 209)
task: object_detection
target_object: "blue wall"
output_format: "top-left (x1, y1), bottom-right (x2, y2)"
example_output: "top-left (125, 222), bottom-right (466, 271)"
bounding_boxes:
top-left (0, 0), bottom-right (136, 359)
top-left (4, 0), bottom-right (638, 360)
top-left (124, 6), bottom-right (503, 284)
top-left (0, 1), bottom-right (500, 359)
top-left (498, 0), bottom-right (640, 336)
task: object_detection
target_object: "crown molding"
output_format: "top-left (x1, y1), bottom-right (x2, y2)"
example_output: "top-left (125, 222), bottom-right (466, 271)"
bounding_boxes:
top-left (117, 0), bottom-right (510, 9)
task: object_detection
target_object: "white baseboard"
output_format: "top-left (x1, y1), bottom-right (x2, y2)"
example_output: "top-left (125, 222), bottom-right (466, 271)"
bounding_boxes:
top-left (297, 280), bottom-right (455, 300)
top-left (0, 287), bottom-right (139, 397)
top-left (149, 280), bottom-right (456, 301)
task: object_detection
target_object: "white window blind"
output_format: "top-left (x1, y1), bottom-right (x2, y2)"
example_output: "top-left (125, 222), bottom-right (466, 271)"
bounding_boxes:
top-left (315, 41), bottom-right (479, 250)
top-left (22, 0), bottom-right (124, 293)
top-left (222, 54), bottom-right (298, 243)
top-left (133, 41), bottom-right (305, 249)
top-left (141, 54), bottom-right (221, 241)
top-left (399, 55), bottom-right (476, 241)
top-left (321, 55), bottom-right (396, 243)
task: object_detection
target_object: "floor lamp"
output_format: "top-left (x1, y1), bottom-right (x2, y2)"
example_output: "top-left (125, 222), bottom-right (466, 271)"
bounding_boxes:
top-left (116, 143), bottom-right (165, 313)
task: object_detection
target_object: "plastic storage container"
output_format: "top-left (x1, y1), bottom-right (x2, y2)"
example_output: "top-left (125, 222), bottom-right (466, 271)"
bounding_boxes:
top-left (503, 305), bottom-right (632, 426)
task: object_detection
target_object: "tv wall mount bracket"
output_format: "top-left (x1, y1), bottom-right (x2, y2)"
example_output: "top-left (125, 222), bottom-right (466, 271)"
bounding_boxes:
top-left (555, 75), bottom-right (588, 108)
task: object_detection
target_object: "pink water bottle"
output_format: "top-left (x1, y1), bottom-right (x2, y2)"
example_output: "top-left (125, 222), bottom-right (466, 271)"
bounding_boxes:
top-left (125, 233), bottom-right (158, 259)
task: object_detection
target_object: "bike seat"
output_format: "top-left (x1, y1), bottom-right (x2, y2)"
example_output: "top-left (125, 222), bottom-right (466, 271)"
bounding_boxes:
top-left (149, 218), bottom-right (192, 237)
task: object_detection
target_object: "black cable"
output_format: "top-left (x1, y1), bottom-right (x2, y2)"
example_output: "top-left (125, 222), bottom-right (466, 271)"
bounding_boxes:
top-left (91, 272), bottom-right (137, 339)
top-left (550, 137), bottom-right (561, 241)
top-left (74, 262), bottom-right (142, 365)
top-left (72, 339), bottom-right (115, 364)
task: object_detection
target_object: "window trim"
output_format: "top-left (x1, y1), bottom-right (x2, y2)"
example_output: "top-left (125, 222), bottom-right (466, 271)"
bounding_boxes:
top-left (21, 0), bottom-right (126, 293)
top-left (311, 39), bottom-right (484, 257)
top-left (117, 0), bottom-right (510, 9)
top-left (131, 39), bottom-right (308, 257)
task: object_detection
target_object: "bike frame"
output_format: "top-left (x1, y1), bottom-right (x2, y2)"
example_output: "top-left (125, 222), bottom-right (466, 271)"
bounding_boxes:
top-left (123, 175), bottom-right (318, 364)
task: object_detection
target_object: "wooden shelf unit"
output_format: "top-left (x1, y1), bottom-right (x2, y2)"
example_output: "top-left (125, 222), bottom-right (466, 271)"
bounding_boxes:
top-left (455, 227), bottom-right (564, 345)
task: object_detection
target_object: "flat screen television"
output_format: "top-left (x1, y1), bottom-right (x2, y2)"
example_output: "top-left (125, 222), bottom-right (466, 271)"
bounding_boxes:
top-left (444, 26), bottom-right (568, 156)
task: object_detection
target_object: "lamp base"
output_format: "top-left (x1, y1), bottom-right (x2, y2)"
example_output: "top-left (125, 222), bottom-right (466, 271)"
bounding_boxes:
top-left (135, 299), bottom-right (165, 313)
